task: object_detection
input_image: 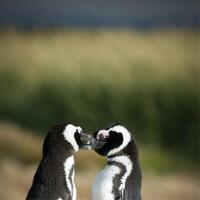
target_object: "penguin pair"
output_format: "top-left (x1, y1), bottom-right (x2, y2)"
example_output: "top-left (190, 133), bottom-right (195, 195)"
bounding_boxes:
top-left (26, 123), bottom-right (142, 200)
top-left (26, 123), bottom-right (100, 200)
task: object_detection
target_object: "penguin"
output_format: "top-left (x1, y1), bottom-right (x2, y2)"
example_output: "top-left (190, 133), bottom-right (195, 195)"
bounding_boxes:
top-left (26, 123), bottom-right (94, 200)
top-left (91, 123), bottom-right (142, 200)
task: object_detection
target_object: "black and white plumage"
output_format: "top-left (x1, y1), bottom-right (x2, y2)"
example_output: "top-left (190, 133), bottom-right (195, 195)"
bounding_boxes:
top-left (26, 123), bottom-right (93, 200)
top-left (92, 123), bottom-right (142, 200)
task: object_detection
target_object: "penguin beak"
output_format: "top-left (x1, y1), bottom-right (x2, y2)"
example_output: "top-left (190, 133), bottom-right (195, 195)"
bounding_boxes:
top-left (80, 133), bottom-right (106, 150)
top-left (80, 133), bottom-right (94, 150)
top-left (91, 139), bottom-right (106, 150)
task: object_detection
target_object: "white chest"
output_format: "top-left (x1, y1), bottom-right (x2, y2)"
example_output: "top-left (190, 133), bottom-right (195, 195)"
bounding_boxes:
top-left (91, 155), bottom-right (133, 200)
top-left (92, 165), bottom-right (120, 200)
top-left (64, 156), bottom-right (76, 200)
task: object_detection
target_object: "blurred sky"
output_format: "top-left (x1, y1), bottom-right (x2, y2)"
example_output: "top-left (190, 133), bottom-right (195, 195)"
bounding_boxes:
top-left (0, 0), bottom-right (198, 28)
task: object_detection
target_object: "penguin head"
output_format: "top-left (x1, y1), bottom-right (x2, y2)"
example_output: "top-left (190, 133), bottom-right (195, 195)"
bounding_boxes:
top-left (61, 123), bottom-right (93, 152)
top-left (93, 123), bottom-right (131, 156)
top-left (43, 123), bottom-right (95, 156)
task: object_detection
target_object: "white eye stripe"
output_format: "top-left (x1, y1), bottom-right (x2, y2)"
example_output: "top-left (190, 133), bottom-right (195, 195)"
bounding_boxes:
top-left (76, 126), bottom-right (82, 134)
top-left (63, 124), bottom-right (82, 152)
top-left (108, 125), bottom-right (131, 156)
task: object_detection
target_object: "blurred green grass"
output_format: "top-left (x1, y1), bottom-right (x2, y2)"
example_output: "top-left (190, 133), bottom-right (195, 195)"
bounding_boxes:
top-left (0, 122), bottom-right (196, 174)
top-left (0, 29), bottom-right (198, 166)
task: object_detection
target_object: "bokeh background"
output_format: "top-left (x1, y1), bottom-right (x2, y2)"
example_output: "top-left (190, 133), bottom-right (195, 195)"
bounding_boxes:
top-left (0, 0), bottom-right (199, 199)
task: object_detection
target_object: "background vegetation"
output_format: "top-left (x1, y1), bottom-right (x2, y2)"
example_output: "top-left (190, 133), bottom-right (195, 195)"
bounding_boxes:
top-left (0, 28), bottom-right (198, 199)
top-left (0, 29), bottom-right (198, 162)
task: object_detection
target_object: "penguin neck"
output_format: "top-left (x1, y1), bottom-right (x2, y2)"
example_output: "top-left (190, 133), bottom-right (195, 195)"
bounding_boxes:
top-left (38, 152), bottom-right (76, 200)
top-left (107, 153), bottom-right (133, 197)
top-left (42, 138), bottom-right (76, 171)
top-left (40, 149), bottom-right (75, 181)
top-left (39, 139), bottom-right (76, 187)
top-left (106, 141), bottom-right (133, 174)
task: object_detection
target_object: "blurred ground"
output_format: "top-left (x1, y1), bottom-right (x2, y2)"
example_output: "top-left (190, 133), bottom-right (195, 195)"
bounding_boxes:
top-left (0, 122), bottom-right (199, 200)
top-left (0, 158), bottom-right (199, 200)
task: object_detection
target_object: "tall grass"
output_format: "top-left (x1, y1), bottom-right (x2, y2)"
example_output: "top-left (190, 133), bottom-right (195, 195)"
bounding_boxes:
top-left (0, 29), bottom-right (198, 163)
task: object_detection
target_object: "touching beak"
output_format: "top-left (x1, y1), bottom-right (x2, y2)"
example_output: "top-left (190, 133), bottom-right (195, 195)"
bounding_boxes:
top-left (80, 133), bottom-right (106, 150)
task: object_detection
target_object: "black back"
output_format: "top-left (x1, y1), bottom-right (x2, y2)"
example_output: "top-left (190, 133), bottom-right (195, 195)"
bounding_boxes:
top-left (26, 123), bottom-right (76, 200)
